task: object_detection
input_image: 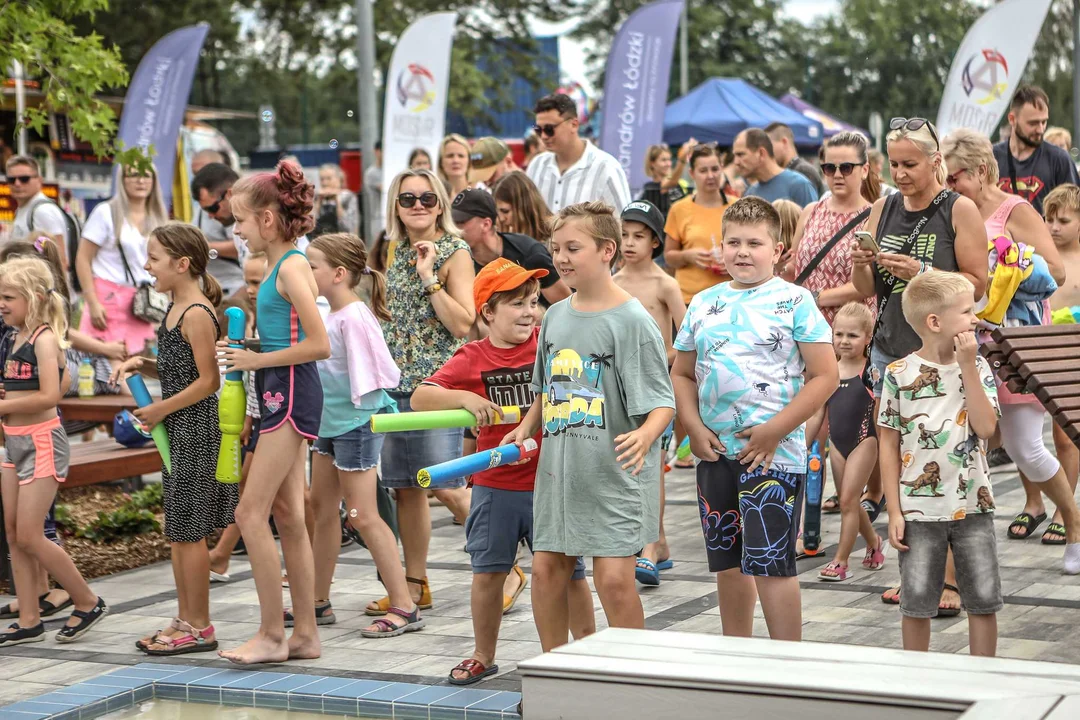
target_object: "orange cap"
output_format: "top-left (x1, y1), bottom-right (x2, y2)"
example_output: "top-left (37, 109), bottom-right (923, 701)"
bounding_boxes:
top-left (473, 258), bottom-right (549, 314)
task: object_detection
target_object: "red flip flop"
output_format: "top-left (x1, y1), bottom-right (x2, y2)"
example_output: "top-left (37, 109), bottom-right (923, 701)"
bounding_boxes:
top-left (448, 658), bottom-right (499, 686)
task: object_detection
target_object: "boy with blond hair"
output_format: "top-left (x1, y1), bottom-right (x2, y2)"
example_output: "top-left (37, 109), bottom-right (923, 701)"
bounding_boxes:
top-left (503, 201), bottom-right (675, 652)
top-left (672, 196), bottom-right (838, 641)
top-left (880, 271), bottom-right (1001, 655)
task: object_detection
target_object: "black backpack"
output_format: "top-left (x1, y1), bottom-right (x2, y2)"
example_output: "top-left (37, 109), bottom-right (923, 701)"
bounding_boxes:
top-left (27, 197), bottom-right (82, 292)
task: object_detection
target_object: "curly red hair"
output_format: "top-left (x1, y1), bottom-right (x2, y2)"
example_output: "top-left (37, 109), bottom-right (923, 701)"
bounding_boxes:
top-left (232, 160), bottom-right (316, 241)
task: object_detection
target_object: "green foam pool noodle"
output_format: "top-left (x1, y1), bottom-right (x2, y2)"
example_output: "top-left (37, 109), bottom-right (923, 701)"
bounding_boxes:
top-left (126, 374), bottom-right (172, 474)
top-left (371, 407), bottom-right (521, 433)
top-left (676, 436), bottom-right (692, 460)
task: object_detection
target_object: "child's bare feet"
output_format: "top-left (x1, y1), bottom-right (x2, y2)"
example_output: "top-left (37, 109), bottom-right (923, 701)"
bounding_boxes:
top-left (219, 632), bottom-right (289, 665)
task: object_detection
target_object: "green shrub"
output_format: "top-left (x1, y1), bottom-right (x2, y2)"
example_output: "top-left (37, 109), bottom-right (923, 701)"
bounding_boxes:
top-left (127, 483), bottom-right (164, 512)
top-left (78, 507), bottom-right (160, 543)
top-left (53, 504), bottom-right (77, 534)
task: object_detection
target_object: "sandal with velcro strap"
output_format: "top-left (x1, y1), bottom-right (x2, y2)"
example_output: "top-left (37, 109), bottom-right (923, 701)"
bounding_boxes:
top-left (360, 605), bottom-right (425, 638)
top-left (56, 597), bottom-right (108, 643)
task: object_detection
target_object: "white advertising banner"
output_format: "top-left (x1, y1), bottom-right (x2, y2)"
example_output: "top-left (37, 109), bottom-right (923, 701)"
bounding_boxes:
top-left (936, 0), bottom-right (1052, 137)
top-left (381, 11), bottom-right (458, 213)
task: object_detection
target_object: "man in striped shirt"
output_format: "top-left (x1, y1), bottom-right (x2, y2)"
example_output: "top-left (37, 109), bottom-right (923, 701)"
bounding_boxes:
top-left (526, 93), bottom-right (632, 213)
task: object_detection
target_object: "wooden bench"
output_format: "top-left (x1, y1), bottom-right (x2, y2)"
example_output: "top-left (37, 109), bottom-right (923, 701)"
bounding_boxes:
top-left (65, 439), bottom-right (162, 488)
top-left (59, 395), bottom-right (140, 425)
top-left (981, 325), bottom-right (1080, 444)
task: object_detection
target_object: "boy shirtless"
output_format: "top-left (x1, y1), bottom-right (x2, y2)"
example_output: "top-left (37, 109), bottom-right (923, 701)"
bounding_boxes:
top-left (615, 200), bottom-right (686, 585)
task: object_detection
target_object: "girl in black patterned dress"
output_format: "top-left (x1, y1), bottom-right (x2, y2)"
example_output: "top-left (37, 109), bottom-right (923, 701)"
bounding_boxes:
top-left (113, 223), bottom-right (236, 656)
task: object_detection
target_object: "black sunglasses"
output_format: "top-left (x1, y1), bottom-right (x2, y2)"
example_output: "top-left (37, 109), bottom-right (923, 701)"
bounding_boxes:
top-left (889, 117), bottom-right (940, 149)
top-left (532, 117), bottom-right (572, 137)
top-left (8, 175), bottom-right (36, 185)
top-left (398, 191), bottom-right (439, 209)
top-left (203, 190), bottom-right (228, 215)
top-left (821, 162), bottom-right (863, 177)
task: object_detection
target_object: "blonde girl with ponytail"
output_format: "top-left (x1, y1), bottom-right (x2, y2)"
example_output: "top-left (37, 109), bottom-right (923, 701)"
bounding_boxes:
top-left (0, 256), bottom-right (108, 647)
top-left (111, 222), bottom-right (236, 657)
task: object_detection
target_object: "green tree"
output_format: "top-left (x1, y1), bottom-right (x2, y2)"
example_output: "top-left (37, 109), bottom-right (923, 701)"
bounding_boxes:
top-left (1024, 0), bottom-right (1076, 135)
top-left (806, 0), bottom-right (982, 129)
top-left (1, 0), bottom-right (146, 163)
top-left (573, 0), bottom-right (808, 100)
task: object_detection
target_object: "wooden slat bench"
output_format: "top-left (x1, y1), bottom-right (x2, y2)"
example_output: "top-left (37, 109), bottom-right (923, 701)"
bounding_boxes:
top-left (65, 439), bottom-right (162, 488)
top-left (59, 395), bottom-right (140, 425)
top-left (981, 325), bottom-right (1080, 444)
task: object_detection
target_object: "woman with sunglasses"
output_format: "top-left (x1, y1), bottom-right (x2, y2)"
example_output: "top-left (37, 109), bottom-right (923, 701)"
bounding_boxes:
top-left (75, 164), bottom-right (169, 369)
top-left (373, 168), bottom-right (476, 617)
top-left (942, 129), bottom-right (1079, 555)
top-left (438, 135), bottom-right (472, 198)
top-left (850, 117), bottom-right (988, 612)
top-left (790, 131), bottom-right (880, 326)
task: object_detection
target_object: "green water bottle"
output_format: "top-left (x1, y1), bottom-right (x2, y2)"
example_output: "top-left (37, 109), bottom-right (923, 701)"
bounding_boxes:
top-left (77, 358), bottom-right (95, 398)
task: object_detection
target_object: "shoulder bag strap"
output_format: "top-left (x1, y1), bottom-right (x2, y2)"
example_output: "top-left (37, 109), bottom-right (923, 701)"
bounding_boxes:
top-left (1007, 147), bottom-right (1019, 196)
top-left (872, 188), bottom-right (952, 337)
top-left (114, 229), bottom-right (137, 286)
top-left (794, 206), bottom-right (872, 286)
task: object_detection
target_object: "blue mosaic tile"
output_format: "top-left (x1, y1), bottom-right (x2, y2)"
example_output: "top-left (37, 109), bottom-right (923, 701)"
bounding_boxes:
top-left (394, 704), bottom-right (432, 720)
top-left (322, 696), bottom-right (359, 715)
top-left (355, 699), bottom-right (394, 719)
top-left (254, 674), bottom-right (321, 693)
top-left (156, 667), bottom-right (227, 685)
top-left (398, 685), bottom-right (464, 707)
top-left (287, 694), bottom-right (324, 713)
top-left (133, 685), bottom-right (154, 703)
top-left (253, 691), bottom-right (289, 710)
top-left (221, 689), bottom-right (255, 707)
top-left (82, 675), bottom-right (150, 690)
top-left (51, 710), bottom-right (82, 720)
top-left (219, 671), bottom-right (280, 689)
top-left (432, 688), bottom-right (499, 708)
top-left (325, 679), bottom-right (390, 698)
top-left (3, 700), bottom-right (76, 715)
top-left (108, 667), bottom-right (185, 681)
top-left (461, 710), bottom-right (503, 720)
top-left (105, 691), bottom-right (135, 712)
top-left (78, 698), bottom-right (109, 719)
top-left (19, 692), bottom-right (86, 708)
top-left (133, 663), bottom-right (184, 672)
top-left (187, 669), bottom-right (253, 688)
top-left (464, 692), bottom-right (521, 714)
top-left (51, 684), bottom-right (118, 699)
top-left (359, 682), bottom-right (427, 703)
top-left (287, 676), bottom-right (356, 696)
top-left (153, 684), bottom-right (187, 701)
top-left (187, 686), bottom-right (222, 705)
top-left (435, 708), bottom-right (480, 720)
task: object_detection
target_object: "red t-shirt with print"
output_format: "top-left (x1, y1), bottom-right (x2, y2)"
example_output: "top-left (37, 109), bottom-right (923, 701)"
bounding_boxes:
top-left (423, 328), bottom-right (541, 491)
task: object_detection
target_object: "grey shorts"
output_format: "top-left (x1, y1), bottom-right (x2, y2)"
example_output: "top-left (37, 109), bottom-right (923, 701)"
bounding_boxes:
top-left (2, 417), bottom-right (70, 485)
top-left (466, 485), bottom-right (586, 579)
top-left (898, 513), bottom-right (1003, 618)
top-left (380, 391), bottom-right (465, 490)
top-left (314, 423), bottom-right (384, 472)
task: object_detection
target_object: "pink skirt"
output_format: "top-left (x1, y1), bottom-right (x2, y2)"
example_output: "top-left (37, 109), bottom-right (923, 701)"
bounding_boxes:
top-left (79, 276), bottom-right (157, 354)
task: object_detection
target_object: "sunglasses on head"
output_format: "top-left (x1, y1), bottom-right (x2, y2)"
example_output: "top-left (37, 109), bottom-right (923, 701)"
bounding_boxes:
top-left (203, 190), bottom-right (228, 215)
top-left (889, 117), bottom-right (940, 149)
top-left (8, 175), bottom-right (36, 185)
top-left (820, 162), bottom-right (864, 177)
top-left (532, 117), bottom-right (572, 137)
top-left (398, 192), bottom-right (439, 209)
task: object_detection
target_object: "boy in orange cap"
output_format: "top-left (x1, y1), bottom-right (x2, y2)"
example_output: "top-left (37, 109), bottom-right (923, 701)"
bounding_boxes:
top-left (412, 258), bottom-right (594, 686)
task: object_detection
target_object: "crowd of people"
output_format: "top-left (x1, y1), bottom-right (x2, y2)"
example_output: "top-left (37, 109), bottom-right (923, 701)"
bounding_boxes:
top-left (2, 84), bottom-right (1080, 693)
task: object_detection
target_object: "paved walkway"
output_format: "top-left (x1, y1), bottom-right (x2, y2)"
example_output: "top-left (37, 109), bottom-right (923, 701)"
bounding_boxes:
top-left (3, 448), bottom-right (1080, 706)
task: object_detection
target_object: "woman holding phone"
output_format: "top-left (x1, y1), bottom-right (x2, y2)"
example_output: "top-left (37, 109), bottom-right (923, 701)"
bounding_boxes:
top-left (789, 131), bottom-right (879, 325)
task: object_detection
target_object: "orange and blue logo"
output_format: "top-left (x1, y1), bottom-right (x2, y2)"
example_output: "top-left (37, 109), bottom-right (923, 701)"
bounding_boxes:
top-left (396, 63), bottom-right (436, 113)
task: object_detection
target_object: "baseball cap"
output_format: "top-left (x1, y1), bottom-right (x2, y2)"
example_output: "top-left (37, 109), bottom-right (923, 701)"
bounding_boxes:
top-left (620, 200), bottom-right (666, 257)
top-left (451, 188), bottom-right (498, 225)
top-left (468, 137), bottom-right (510, 184)
top-left (473, 258), bottom-right (549, 314)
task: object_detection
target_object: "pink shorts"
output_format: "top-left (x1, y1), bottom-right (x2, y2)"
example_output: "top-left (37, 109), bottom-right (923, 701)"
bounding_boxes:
top-left (79, 276), bottom-right (157, 354)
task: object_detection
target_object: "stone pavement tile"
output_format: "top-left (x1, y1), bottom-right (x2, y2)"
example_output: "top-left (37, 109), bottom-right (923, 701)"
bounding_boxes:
top-left (0, 680), bottom-right (62, 705)
top-left (1011, 583), bottom-right (1080, 601)
top-left (13, 660), bottom-right (124, 686)
top-left (963, 637), bottom-right (1061, 660)
top-left (801, 605), bottom-right (902, 629)
top-left (800, 622), bottom-right (885, 645)
top-left (0, 657), bottom-right (57, 681)
top-left (285, 647), bottom-right (416, 672)
top-left (995, 619), bottom-right (1080, 643)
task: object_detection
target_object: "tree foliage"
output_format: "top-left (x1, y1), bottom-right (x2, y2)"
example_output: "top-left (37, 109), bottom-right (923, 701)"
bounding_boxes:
top-left (1, 0), bottom-right (148, 165)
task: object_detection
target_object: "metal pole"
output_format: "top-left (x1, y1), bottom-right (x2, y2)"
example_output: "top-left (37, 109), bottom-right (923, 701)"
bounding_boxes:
top-left (357, 0), bottom-right (379, 246)
top-left (680, 0), bottom-right (689, 96)
top-left (13, 61), bottom-right (27, 156)
top-left (1073, 0), bottom-right (1080, 144)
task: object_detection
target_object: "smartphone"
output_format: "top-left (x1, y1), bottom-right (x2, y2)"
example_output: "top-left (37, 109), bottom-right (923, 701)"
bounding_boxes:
top-left (854, 231), bottom-right (880, 253)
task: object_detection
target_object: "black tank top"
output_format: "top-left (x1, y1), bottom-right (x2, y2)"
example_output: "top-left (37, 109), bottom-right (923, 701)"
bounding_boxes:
top-left (1, 325), bottom-right (61, 391)
top-left (873, 190), bottom-right (960, 358)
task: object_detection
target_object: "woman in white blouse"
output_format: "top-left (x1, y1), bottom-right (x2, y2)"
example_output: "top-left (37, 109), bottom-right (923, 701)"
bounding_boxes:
top-left (75, 164), bottom-right (168, 362)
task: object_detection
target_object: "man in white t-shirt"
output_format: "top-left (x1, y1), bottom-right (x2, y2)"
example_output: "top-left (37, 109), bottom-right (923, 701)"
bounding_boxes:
top-left (526, 93), bottom-right (631, 213)
top-left (6, 155), bottom-right (70, 265)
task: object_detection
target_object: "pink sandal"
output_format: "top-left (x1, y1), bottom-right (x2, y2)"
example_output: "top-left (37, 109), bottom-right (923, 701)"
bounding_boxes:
top-left (144, 620), bottom-right (218, 656)
top-left (862, 536), bottom-right (887, 571)
top-left (819, 562), bottom-right (853, 582)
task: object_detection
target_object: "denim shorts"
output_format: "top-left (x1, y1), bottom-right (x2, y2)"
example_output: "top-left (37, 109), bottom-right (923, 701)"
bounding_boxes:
top-left (697, 456), bottom-right (804, 577)
top-left (466, 485), bottom-right (586, 578)
top-left (660, 419), bottom-right (675, 452)
top-left (314, 423), bottom-right (384, 472)
top-left (869, 345), bottom-right (899, 398)
top-left (380, 391), bottom-right (465, 489)
top-left (898, 513), bottom-right (1003, 618)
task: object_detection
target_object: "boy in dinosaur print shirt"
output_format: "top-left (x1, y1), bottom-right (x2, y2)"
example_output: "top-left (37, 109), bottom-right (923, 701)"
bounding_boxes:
top-left (878, 271), bottom-right (1001, 656)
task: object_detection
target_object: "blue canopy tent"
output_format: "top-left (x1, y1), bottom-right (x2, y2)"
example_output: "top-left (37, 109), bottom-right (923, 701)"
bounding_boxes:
top-left (778, 93), bottom-right (870, 139)
top-left (663, 78), bottom-right (824, 147)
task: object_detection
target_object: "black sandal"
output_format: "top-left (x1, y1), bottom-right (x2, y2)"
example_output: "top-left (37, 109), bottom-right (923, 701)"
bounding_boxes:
top-left (936, 583), bottom-right (962, 618)
top-left (40, 591), bottom-right (74, 618)
top-left (56, 597), bottom-right (108, 643)
top-left (1042, 522), bottom-right (1067, 546)
top-left (0, 621), bottom-right (45, 646)
top-left (1007, 511), bottom-right (1047, 540)
top-left (861, 496), bottom-right (886, 523)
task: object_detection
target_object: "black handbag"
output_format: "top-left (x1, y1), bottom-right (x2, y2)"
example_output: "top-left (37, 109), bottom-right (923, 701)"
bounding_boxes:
top-left (116, 233), bottom-right (169, 324)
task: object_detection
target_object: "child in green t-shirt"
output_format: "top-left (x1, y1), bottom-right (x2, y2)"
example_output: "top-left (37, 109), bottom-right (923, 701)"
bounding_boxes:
top-left (503, 201), bottom-right (675, 652)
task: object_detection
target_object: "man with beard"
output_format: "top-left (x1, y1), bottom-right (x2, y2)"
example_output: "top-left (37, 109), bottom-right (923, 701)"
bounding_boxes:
top-left (994, 85), bottom-right (1079, 215)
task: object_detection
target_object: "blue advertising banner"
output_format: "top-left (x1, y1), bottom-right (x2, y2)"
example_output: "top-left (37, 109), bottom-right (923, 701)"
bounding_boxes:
top-left (116, 23), bottom-right (209, 208)
top-left (600, 0), bottom-right (684, 195)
